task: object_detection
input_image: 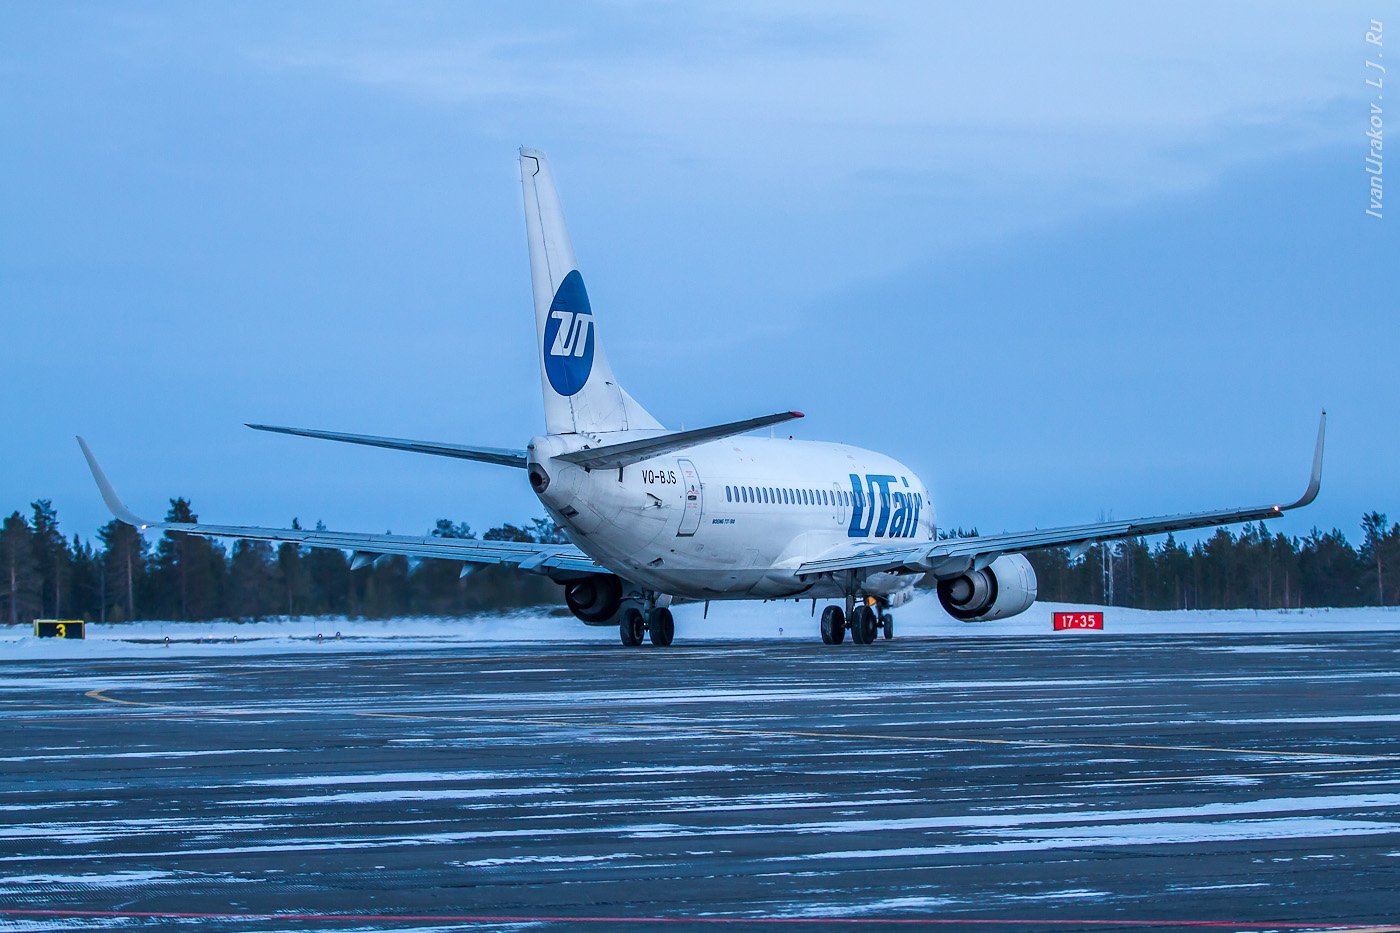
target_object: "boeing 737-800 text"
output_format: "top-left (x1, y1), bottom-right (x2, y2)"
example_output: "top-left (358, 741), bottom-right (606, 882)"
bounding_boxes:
top-left (79, 149), bottom-right (1325, 646)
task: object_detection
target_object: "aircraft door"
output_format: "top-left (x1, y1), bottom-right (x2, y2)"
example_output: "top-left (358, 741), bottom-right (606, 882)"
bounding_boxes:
top-left (830, 481), bottom-right (846, 527)
top-left (677, 458), bottom-right (703, 537)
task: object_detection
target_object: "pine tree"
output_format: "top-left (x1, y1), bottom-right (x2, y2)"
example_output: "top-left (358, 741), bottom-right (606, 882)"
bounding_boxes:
top-left (1297, 528), bottom-right (1363, 608)
top-left (68, 534), bottom-right (100, 622)
top-left (98, 519), bottom-right (147, 622)
top-left (484, 523), bottom-right (535, 543)
top-left (152, 499), bottom-right (225, 620)
top-left (229, 539), bottom-right (276, 619)
top-left (431, 519), bottom-right (475, 539)
top-left (1361, 512), bottom-right (1400, 605)
top-left (0, 512), bottom-right (41, 625)
top-left (530, 517), bottom-right (570, 544)
top-left (304, 521), bottom-right (351, 616)
top-left (275, 519), bottom-right (309, 618)
top-left (29, 500), bottom-right (71, 618)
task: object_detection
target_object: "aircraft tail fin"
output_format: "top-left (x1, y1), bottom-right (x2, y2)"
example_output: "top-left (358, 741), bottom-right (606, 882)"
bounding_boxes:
top-left (519, 148), bottom-right (661, 435)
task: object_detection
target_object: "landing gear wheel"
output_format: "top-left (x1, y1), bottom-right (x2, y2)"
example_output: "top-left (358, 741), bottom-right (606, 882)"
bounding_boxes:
top-left (647, 607), bottom-right (675, 647)
top-left (820, 605), bottom-right (846, 644)
top-left (850, 605), bottom-right (878, 645)
top-left (881, 612), bottom-right (894, 640)
top-left (619, 607), bottom-right (645, 646)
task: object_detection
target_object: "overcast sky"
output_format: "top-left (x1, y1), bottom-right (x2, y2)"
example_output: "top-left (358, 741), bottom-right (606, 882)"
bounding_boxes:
top-left (3, 2), bottom-right (1395, 543)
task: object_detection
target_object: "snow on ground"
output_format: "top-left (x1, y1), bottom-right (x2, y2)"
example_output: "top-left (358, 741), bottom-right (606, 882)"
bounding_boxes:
top-left (2, 592), bottom-right (1399, 659)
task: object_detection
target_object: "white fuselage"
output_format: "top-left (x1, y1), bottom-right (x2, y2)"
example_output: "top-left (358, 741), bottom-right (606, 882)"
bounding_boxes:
top-left (528, 432), bottom-right (936, 601)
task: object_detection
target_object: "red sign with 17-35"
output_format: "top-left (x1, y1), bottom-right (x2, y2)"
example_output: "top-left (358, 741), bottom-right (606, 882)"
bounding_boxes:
top-left (1053, 611), bottom-right (1104, 631)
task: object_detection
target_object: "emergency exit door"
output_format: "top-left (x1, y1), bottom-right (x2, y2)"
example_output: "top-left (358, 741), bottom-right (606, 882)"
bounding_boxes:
top-left (677, 458), bottom-right (703, 536)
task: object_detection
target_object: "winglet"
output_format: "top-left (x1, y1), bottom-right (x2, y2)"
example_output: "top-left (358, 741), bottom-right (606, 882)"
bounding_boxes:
top-left (75, 437), bottom-right (151, 528)
top-left (1279, 410), bottom-right (1326, 511)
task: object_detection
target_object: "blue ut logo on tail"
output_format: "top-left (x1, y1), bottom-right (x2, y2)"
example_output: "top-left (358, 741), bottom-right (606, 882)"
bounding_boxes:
top-left (543, 270), bottom-right (595, 397)
top-left (847, 473), bottom-right (922, 539)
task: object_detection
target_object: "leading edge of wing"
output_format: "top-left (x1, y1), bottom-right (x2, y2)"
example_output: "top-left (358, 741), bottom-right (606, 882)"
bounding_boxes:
top-left (75, 437), bottom-right (604, 577)
top-left (797, 410), bottom-right (1326, 578)
top-left (246, 424), bottom-right (528, 469)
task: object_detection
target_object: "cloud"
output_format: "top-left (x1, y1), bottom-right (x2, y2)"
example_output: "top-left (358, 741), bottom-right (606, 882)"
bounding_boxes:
top-left (231, 2), bottom-right (1368, 269)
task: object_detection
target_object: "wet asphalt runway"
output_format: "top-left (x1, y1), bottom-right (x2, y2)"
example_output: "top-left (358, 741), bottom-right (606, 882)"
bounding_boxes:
top-left (3, 631), bottom-right (1400, 931)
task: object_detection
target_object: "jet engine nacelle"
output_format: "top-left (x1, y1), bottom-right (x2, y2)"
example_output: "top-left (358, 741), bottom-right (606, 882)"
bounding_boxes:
top-left (936, 554), bottom-right (1037, 621)
top-left (563, 575), bottom-right (623, 624)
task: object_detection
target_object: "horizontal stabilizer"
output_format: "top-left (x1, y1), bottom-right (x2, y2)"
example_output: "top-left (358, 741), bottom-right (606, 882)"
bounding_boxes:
top-left (247, 424), bottom-right (527, 469)
top-left (556, 411), bottom-right (804, 471)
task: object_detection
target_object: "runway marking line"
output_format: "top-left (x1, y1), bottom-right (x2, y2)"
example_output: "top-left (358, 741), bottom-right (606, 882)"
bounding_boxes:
top-left (83, 689), bottom-right (1400, 763)
top-left (0, 908), bottom-right (1384, 929)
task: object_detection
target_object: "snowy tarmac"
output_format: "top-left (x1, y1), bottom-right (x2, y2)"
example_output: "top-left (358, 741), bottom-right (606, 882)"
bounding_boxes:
top-left (2, 597), bottom-right (1400, 930)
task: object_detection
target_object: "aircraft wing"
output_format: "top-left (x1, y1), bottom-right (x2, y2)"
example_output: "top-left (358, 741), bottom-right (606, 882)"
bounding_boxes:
top-left (797, 412), bottom-right (1326, 580)
top-left (76, 437), bottom-right (607, 578)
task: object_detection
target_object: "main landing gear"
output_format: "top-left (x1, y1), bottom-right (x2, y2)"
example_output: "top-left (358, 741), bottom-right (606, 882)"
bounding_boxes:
top-left (820, 605), bottom-right (845, 644)
top-left (618, 604), bottom-right (674, 647)
top-left (819, 600), bottom-right (893, 645)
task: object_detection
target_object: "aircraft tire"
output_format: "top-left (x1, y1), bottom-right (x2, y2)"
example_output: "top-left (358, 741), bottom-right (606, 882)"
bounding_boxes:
top-left (648, 607), bottom-right (675, 647)
top-left (820, 605), bottom-right (845, 645)
top-left (850, 605), bottom-right (878, 645)
top-left (619, 608), bottom-right (646, 646)
top-left (882, 612), bottom-right (894, 640)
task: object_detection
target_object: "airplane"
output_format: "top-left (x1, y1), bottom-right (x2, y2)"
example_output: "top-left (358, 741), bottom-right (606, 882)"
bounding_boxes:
top-left (78, 148), bottom-right (1327, 648)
